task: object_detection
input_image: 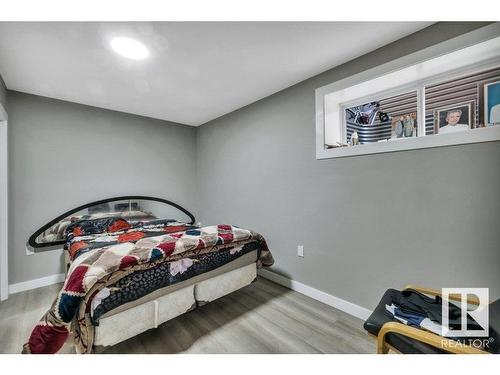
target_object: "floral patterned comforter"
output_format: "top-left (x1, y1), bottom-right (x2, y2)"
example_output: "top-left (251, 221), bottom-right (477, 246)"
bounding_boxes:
top-left (22, 218), bottom-right (273, 354)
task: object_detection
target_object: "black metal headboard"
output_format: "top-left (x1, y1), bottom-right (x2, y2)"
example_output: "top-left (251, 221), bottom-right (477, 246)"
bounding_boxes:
top-left (27, 196), bottom-right (195, 250)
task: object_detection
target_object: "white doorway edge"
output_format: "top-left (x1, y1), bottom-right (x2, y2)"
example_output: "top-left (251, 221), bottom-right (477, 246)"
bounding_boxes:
top-left (0, 103), bottom-right (8, 301)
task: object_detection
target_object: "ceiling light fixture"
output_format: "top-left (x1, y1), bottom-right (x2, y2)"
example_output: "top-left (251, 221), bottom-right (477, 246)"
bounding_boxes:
top-left (110, 37), bottom-right (149, 60)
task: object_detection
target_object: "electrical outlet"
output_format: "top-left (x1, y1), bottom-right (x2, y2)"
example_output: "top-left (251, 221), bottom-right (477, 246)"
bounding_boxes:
top-left (297, 245), bottom-right (304, 257)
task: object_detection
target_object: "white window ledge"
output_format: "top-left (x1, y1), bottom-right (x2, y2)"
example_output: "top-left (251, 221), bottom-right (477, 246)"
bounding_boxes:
top-left (317, 126), bottom-right (500, 159)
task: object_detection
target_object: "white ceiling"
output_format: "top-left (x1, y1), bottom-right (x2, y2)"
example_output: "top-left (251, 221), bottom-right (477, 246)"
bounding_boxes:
top-left (0, 22), bottom-right (432, 126)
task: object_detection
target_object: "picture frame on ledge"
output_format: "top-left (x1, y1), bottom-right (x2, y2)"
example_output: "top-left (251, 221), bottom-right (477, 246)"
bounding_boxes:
top-left (479, 78), bottom-right (500, 126)
top-left (391, 112), bottom-right (417, 138)
top-left (434, 101), bottom-right (475, 134)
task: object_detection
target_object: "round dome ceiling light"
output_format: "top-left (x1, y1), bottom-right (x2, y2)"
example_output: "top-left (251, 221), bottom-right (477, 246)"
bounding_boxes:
top-left (110, 37), bottom-right (149, 60)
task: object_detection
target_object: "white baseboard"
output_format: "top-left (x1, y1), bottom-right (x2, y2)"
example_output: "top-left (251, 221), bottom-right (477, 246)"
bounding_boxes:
top-left (258, 268), bottom-right (372, 321)
top-left (8, 273), bottom-right (65, 295)
top-left (6, 269), bottom-right (373, 323)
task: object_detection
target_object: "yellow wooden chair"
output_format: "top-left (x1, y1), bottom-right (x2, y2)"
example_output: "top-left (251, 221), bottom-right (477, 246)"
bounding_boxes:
top-left (363, 285), bottom-right (499, 354)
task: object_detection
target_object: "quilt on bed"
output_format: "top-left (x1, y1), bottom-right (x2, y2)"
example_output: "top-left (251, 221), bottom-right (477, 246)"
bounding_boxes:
top-left (37, 210), bottom-right (156, 243)
top-left (91, 241), bottom-right (260, 323)
top-left (22, 219), bottom-right (273, 354)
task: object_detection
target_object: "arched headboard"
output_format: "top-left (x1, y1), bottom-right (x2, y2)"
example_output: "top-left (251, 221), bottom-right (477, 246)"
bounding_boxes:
top-left (27, 196), bottom-right (195, 251)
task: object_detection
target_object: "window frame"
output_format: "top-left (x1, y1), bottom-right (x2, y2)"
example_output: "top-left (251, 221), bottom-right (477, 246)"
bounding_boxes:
top-left (315, 31), bottom-right (500, 160)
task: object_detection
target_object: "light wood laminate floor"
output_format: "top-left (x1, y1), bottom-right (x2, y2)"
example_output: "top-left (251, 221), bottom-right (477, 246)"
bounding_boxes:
top-left (0, 277), bottom-right (375, 354)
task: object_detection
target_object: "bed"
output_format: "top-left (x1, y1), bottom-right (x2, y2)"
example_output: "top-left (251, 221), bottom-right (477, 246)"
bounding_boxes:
top-left (23, 196), bottom-right (274, 354)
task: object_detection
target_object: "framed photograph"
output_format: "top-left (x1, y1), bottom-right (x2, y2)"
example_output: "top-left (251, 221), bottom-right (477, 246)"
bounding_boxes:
top-left (479, 78), bottom-right (500, 125)
top-left (434, 101), bottom-right (475, 134)
top-left (391, 112), bottom-right (417, 138)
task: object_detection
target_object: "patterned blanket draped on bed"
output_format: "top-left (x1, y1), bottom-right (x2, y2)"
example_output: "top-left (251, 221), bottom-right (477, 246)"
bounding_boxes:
top-left (22, 221), bottom-right (273, 354)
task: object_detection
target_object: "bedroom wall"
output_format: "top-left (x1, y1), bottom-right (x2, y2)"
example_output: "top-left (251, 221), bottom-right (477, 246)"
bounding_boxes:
top-left (7, 91), bottom-right (198, 284)
top-left (196, 22), bottom-right (500, 310)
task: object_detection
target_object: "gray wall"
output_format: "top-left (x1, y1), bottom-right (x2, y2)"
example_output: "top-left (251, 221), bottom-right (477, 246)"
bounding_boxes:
top-left (197, 22), bottom-right (500, 309)
top-left (8, 91), bottom-right (197, 284)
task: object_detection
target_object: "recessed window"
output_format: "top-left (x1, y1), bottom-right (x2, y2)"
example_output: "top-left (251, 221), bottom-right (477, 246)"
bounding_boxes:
top-left (316, 36), bottom-right (500, 159)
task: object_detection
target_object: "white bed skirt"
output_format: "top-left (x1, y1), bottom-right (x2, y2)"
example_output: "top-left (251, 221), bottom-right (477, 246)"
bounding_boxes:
top-left (94, 262), bottom-right (257, 348)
